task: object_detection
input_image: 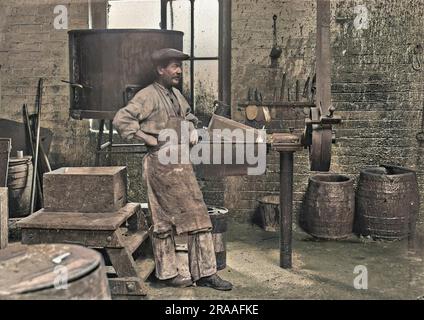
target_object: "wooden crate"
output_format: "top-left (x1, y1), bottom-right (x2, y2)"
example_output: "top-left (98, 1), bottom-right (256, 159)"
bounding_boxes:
top-left (43, 167), bottom-right (127, 213)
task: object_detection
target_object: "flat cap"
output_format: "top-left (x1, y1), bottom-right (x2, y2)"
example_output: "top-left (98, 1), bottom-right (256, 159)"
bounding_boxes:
top-left (151, 48), bottom-right (190, 64)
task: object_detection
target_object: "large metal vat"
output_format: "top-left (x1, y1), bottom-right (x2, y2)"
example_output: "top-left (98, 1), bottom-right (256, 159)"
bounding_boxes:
top-left (68, 29), bottom-right (184, 120)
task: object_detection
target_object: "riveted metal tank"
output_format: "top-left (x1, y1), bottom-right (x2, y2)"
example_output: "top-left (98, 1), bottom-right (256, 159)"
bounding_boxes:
top-left (68, 29), bottom-right (184, 120)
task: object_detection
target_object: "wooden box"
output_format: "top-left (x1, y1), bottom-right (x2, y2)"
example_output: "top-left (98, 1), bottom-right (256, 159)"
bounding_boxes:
top-left (43, 167), bottom-right (127, 213)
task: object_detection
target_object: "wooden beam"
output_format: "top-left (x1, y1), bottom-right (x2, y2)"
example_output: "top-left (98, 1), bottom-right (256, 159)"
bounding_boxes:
top-left (90, 0), bottom-right (108, 29)
top-left (0, 188), bottom-right (8, 249)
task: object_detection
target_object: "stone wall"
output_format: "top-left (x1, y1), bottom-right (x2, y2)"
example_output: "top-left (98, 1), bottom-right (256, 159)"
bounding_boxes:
top-left (0, 0), bottom-right (92, 167)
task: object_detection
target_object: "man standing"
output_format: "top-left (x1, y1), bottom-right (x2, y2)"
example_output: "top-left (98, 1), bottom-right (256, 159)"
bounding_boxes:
top-left (113, 48), bottom-right (232, 291)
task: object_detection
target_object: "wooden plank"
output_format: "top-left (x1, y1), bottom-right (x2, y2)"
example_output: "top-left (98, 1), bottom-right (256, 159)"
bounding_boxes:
top-left (0, 188), bottom-right (8, 249)
top-left (17, 203), bottom-right (140, 231)
top-left (21, 228), bottom-right (122, 248)
top-left (106, 248), bottom-right (138, 278)
top-left (43, 166), bottom-right (127, 213)
top-left (316, 0), bottom-right (332, 116)
top-left (108, 277), bottom-right (147, 296)
top-left (135, 256), bottom-right (156, 282)
top-left (0, 139), bottom-right (11, 187)
top-left (121, 230), bottom-right (149, 255)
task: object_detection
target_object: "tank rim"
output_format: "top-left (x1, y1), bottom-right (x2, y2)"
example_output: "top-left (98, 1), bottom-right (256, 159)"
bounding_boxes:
top-left (68, 28), bottom-right (184, 35)
top-left (309, 173), bottom-right (352, 185)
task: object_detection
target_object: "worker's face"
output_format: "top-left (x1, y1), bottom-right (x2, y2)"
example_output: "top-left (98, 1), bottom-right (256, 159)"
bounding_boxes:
top-left (157, 60), bottom-right (182, 87)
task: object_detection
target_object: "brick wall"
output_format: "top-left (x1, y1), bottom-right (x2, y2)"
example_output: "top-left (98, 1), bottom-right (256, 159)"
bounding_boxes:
top-left (0, 0), bottom-right (92, 167)
top-left (226, 0), bottom-right (424, 223)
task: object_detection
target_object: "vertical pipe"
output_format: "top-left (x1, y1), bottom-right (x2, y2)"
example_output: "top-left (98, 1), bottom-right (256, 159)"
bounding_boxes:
top-left (160, 0), bottom-right (168, 30)
top-left (280, 151), bottom-right (293, 268)
top-left (218, 0), bottom-right (232, 107)
top-left (95, 120), bottom-right (105, 166)
top-left (190, 0), bottom-right (195, 109)
top-left (88, 0), bottom-right (93, 29)
top-left (108, 120), bottom-right (113, 166)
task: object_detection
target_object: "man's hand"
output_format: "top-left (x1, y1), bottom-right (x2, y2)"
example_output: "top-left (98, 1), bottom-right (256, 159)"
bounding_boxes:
top-left (189, 128), bottom-right (199, 145)
top-left (134, 130), bottom-right (158, 146)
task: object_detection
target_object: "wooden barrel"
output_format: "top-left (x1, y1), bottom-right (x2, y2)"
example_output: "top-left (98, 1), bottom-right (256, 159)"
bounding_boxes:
top-left (256, 195), bottom-right (279, 231)
top-left (7, 157), bottom-right (32, 218)
top-left (302, 174), bottom-right (354, 239)
top-left (0, 244), bottom-right (111, 300)
top-left (355, 165), bottom-right (419, 240)
top-left (208, 206), bottom-right (228, 270)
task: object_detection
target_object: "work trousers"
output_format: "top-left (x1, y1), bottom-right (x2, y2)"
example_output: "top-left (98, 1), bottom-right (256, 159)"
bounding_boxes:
top-left (151, 230), bottom-right (217, 282)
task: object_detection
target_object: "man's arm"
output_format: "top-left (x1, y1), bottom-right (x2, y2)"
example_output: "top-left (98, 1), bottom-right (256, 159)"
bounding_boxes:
top-left (112, 93), bottom-right (157, 146)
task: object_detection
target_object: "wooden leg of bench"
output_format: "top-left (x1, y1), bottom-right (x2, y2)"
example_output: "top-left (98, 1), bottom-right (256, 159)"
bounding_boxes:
top-left (106, 248), bottom-right (138, 277)
top-left (108, 277), bottom-right (147, 297)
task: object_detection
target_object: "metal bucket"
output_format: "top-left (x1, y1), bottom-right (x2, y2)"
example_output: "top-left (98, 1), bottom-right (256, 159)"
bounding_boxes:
top-left (208, 206), bottom-right (228, 270)
top-left (7, 156), bottom-right (32, 218)
top-left (302, 173), bottom-right (354, 240)
top-left (0, 244), bottom-right (111, 300)
top-left (355, 165), bottom-right (419, 240)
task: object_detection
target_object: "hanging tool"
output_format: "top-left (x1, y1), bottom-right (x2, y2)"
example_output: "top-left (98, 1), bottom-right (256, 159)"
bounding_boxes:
top-left (270, 15), bottom-right (282, 60)
top-left (279, 73), bottom-right (287, 102)
top-left (303, 76), bottom-right (311, 100)
top-left (247, 88), bottom-right (254, 102)
top-left (295, 80), bottom-right (300, 101)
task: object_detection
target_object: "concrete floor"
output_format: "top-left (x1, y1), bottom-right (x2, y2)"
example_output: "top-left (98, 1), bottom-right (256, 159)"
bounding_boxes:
top-left (146, 221), bottom-right (424, 300)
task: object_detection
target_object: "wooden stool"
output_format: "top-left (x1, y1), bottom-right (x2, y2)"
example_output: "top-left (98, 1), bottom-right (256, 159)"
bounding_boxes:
top-left (17, 203), bottom-right (155, 298)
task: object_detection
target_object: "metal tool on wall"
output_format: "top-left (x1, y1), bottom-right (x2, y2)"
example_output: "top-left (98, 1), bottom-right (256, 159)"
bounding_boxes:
top-left (280, 73), bottom-right (287, 102)
top-left (270, 15), bottom-right (282, 66)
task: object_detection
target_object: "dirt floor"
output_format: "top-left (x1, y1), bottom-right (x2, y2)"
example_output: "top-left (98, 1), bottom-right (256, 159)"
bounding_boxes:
top-left (145, 221), bottom-right (424, 300)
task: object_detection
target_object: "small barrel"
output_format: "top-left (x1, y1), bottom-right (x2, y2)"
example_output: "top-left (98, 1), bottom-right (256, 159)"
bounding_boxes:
top-left (302, 174), bottom-right (354, 239)
top-left (208, 206), bottom-right (228, 270)
top-left (0, 244), bottom-right (111, 300)
top-left (7, 156), bottom-right (33, 218)
top-left (355, 165), bottom-right (419, 240)
top-left (256, 195), bottom-right (279, 232)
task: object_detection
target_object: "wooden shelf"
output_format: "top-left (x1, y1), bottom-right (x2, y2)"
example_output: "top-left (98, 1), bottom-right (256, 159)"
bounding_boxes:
top-left (239, 101), bottom-right (315, 108)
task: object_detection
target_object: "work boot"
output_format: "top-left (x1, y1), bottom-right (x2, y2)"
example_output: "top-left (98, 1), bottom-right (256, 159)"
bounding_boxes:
top-left (164, 274), bottom-right (193, 288)
top-left (196, 274), bottom-right (233, 291)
